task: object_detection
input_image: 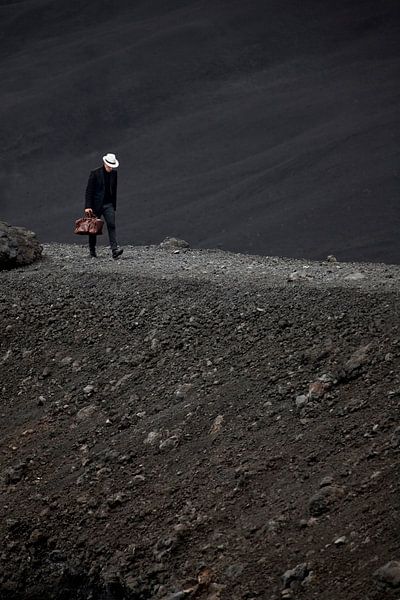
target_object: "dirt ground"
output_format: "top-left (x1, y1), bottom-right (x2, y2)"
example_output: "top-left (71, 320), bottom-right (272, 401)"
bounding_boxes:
top-left (0, 244), bottom-right (399, 599)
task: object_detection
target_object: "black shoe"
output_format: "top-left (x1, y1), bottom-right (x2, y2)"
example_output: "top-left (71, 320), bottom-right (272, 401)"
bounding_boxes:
top-left (89, 250), bottom-right (97, 258)
top-left (112, 248), bottom-right (123, 260)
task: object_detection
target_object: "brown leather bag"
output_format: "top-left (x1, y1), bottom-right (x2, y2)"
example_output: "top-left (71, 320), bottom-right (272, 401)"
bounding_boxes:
top-left (74, 215), bottom-right (104, 235)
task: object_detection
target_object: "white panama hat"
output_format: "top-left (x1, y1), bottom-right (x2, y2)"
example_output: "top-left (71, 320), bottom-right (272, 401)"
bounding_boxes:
top-left (102, 153), bottom-right (119, 169)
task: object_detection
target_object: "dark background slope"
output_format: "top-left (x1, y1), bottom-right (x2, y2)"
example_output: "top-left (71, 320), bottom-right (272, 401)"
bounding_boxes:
top-left (0, 0), bottom-right (399, 262)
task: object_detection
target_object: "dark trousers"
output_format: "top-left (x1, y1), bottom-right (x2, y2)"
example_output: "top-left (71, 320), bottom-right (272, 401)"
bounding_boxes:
top-left (89, 204), bottom-right (118, 252)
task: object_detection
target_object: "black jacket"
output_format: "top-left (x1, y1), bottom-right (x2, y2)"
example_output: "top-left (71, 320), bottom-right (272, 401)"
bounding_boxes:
top-left (85, 167), bottom-right (118, 215)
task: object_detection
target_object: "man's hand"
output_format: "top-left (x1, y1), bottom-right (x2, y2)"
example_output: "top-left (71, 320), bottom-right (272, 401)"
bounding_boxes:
top-left (85, 208), bottom-right (94, 217)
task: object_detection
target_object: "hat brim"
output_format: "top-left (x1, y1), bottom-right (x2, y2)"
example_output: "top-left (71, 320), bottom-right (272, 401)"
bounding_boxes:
top-left (103, 156), bottom-right (119, 169)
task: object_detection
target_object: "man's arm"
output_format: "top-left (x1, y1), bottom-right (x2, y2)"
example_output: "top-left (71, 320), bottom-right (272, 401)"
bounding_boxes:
top-left (113, 172), bottom-right (118, 211)
top-left (85, 171), bottom-right (95, 209)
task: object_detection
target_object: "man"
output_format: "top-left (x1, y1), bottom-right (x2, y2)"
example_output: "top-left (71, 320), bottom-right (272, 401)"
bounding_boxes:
top-left (84, 152), bottom-right (123, 259)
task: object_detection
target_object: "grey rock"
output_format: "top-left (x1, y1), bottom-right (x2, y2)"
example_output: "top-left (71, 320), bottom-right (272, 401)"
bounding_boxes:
top-left (295, 394), bottom-right (308, 408)
top-left (3, 461), bottom-right (28, 485)
top-left (309, 485), bottom-right (345, 516)
top-left (76, 404), bottom-right (97, 421)
top-left (60, 356), bottom-right (73, 366)
top-left (344, 272), bottom-right (366, 281)
top-left (334, 536), bottom-right (347, 545)
top-left (29, 529), bottom-right (48, 545)
top-left (282, 563), bottom-right (309, 588)
top-left (318, 372), bottom-right (336, 384)
top-left (0, 221), bottom-right (42, 270)
top-left (210, 414), bottom-right (224, 434)
top-left (131, 474), bottom-right (146, 484)
top-left (175, 383), bottom-right (194, 400)
top-left (159, 435), bottom-right (180, 451)
top-left (374, 561), bottom-right (400, 588)
top-left (107, 492), bottom-right (125, 508)
top-left (160, 237), bottom-right (190, 250)
top-left (308, 378), bottom-right (332, 399)
top-left (161, 592), bottom-right (191, 600)
top-left (342, 344), bottom-right (372, 379)
top-left (319, 476), bottom-right (335, 488)
top-left (41, 367), bottom-right (51, 378)
top-left (390, 427), bottom-right (400, 448)
top-left (225, 563), bottom-right (245, 579)
top-left (288, 271), bottom-right (307, 282)
top-left (144, 431), bottom-right (161, 446)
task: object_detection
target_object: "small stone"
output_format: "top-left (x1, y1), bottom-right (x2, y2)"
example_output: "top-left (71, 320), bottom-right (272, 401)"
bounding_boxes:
top-left (107, 493), bottom-right (125, 508)
top-left (29, 529), bottom-right (48, 545)
top-left (344, 272), bottom-right (365, 281)
top-left (295, 395), bottom-right (308, 408)
top-left (299, 519), bottom-right (308, 529)
top-left (76, 404), bottom-right (97, 421)
top-left (159, 435), bottom-right (180, 451)
top-left (309, 485), bottom-right (345, 516)
top-left (175, 383), bottom-right (193, 400)
top-left (225, 563), bottom-right (244, 579)
top-left (326, 255), bottom-right (337, 263)
top-left (334, 536), bottom-right (347, 546)
top-left (343, 344), bottom-right (372, 378)
top-left (197, 566), bottom-right (214, 585)
top-left (319, 476), bottom-right (334, 488)
top-left (308, 379), bottom-right (331, 399)
top-left (60, 356), bottom-right (73, 366)
top-left (374, 561), bottom-right (400, 588)
top-left (390, 427), bottom-right (400, 448)
top-left (144, 431), bottom-right (161, 446)
top-left (210, 415), bottom-right (224, 435)
top-left (132, 475), bottom-right (146, 483)
top-left (160, 237), bottom-right (190, 250)
top-left (3, 462), bottom-right (27, 485)
top-left (83, 385), bottom-right (95, 395)
top-left (282, 563), bottom-right (309, 588)
top-left (76, 494), bottom-right (89, 505)
top-left (173, 523), bottom-right (187, 535)
top-left (72, 360), bottom-right (81, 372)
top-left (288, 271), bottom-right (306, 282)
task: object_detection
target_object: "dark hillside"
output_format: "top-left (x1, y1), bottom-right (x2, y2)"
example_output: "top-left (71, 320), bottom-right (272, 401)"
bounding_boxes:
top-left (0, 1), bottom-right (399, 261)
top-left (0, 245), bottom-right (400, 599)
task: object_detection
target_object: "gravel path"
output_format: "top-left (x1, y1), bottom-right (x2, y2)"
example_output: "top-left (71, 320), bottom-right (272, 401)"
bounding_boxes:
top-left (19, 243), bottom-right (400, 292)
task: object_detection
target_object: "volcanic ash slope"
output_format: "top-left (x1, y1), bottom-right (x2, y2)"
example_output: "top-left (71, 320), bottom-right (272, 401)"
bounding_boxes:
top-left (0, 244), bottom-right (399, 600)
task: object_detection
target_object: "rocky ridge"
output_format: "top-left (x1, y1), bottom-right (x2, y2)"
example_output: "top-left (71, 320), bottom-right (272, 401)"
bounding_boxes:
top-left (0, 243), bottom-right (399, 599)
top-left (0, 221), bottom-right (42, 270)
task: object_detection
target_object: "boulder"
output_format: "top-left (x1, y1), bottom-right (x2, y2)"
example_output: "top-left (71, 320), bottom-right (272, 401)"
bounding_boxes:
top-left (160, 237), bottom-right (190, 250)
top-left (0, 221), bottom-right (42, 270)
top-left (309, 484), bottom-right (345, 516)
top-left (374, 561), bottom-right (400, 588)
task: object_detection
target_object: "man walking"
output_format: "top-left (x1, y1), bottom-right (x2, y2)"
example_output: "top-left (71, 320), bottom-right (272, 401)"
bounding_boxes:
top-left (85, 152), bottom-right (123, 259)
